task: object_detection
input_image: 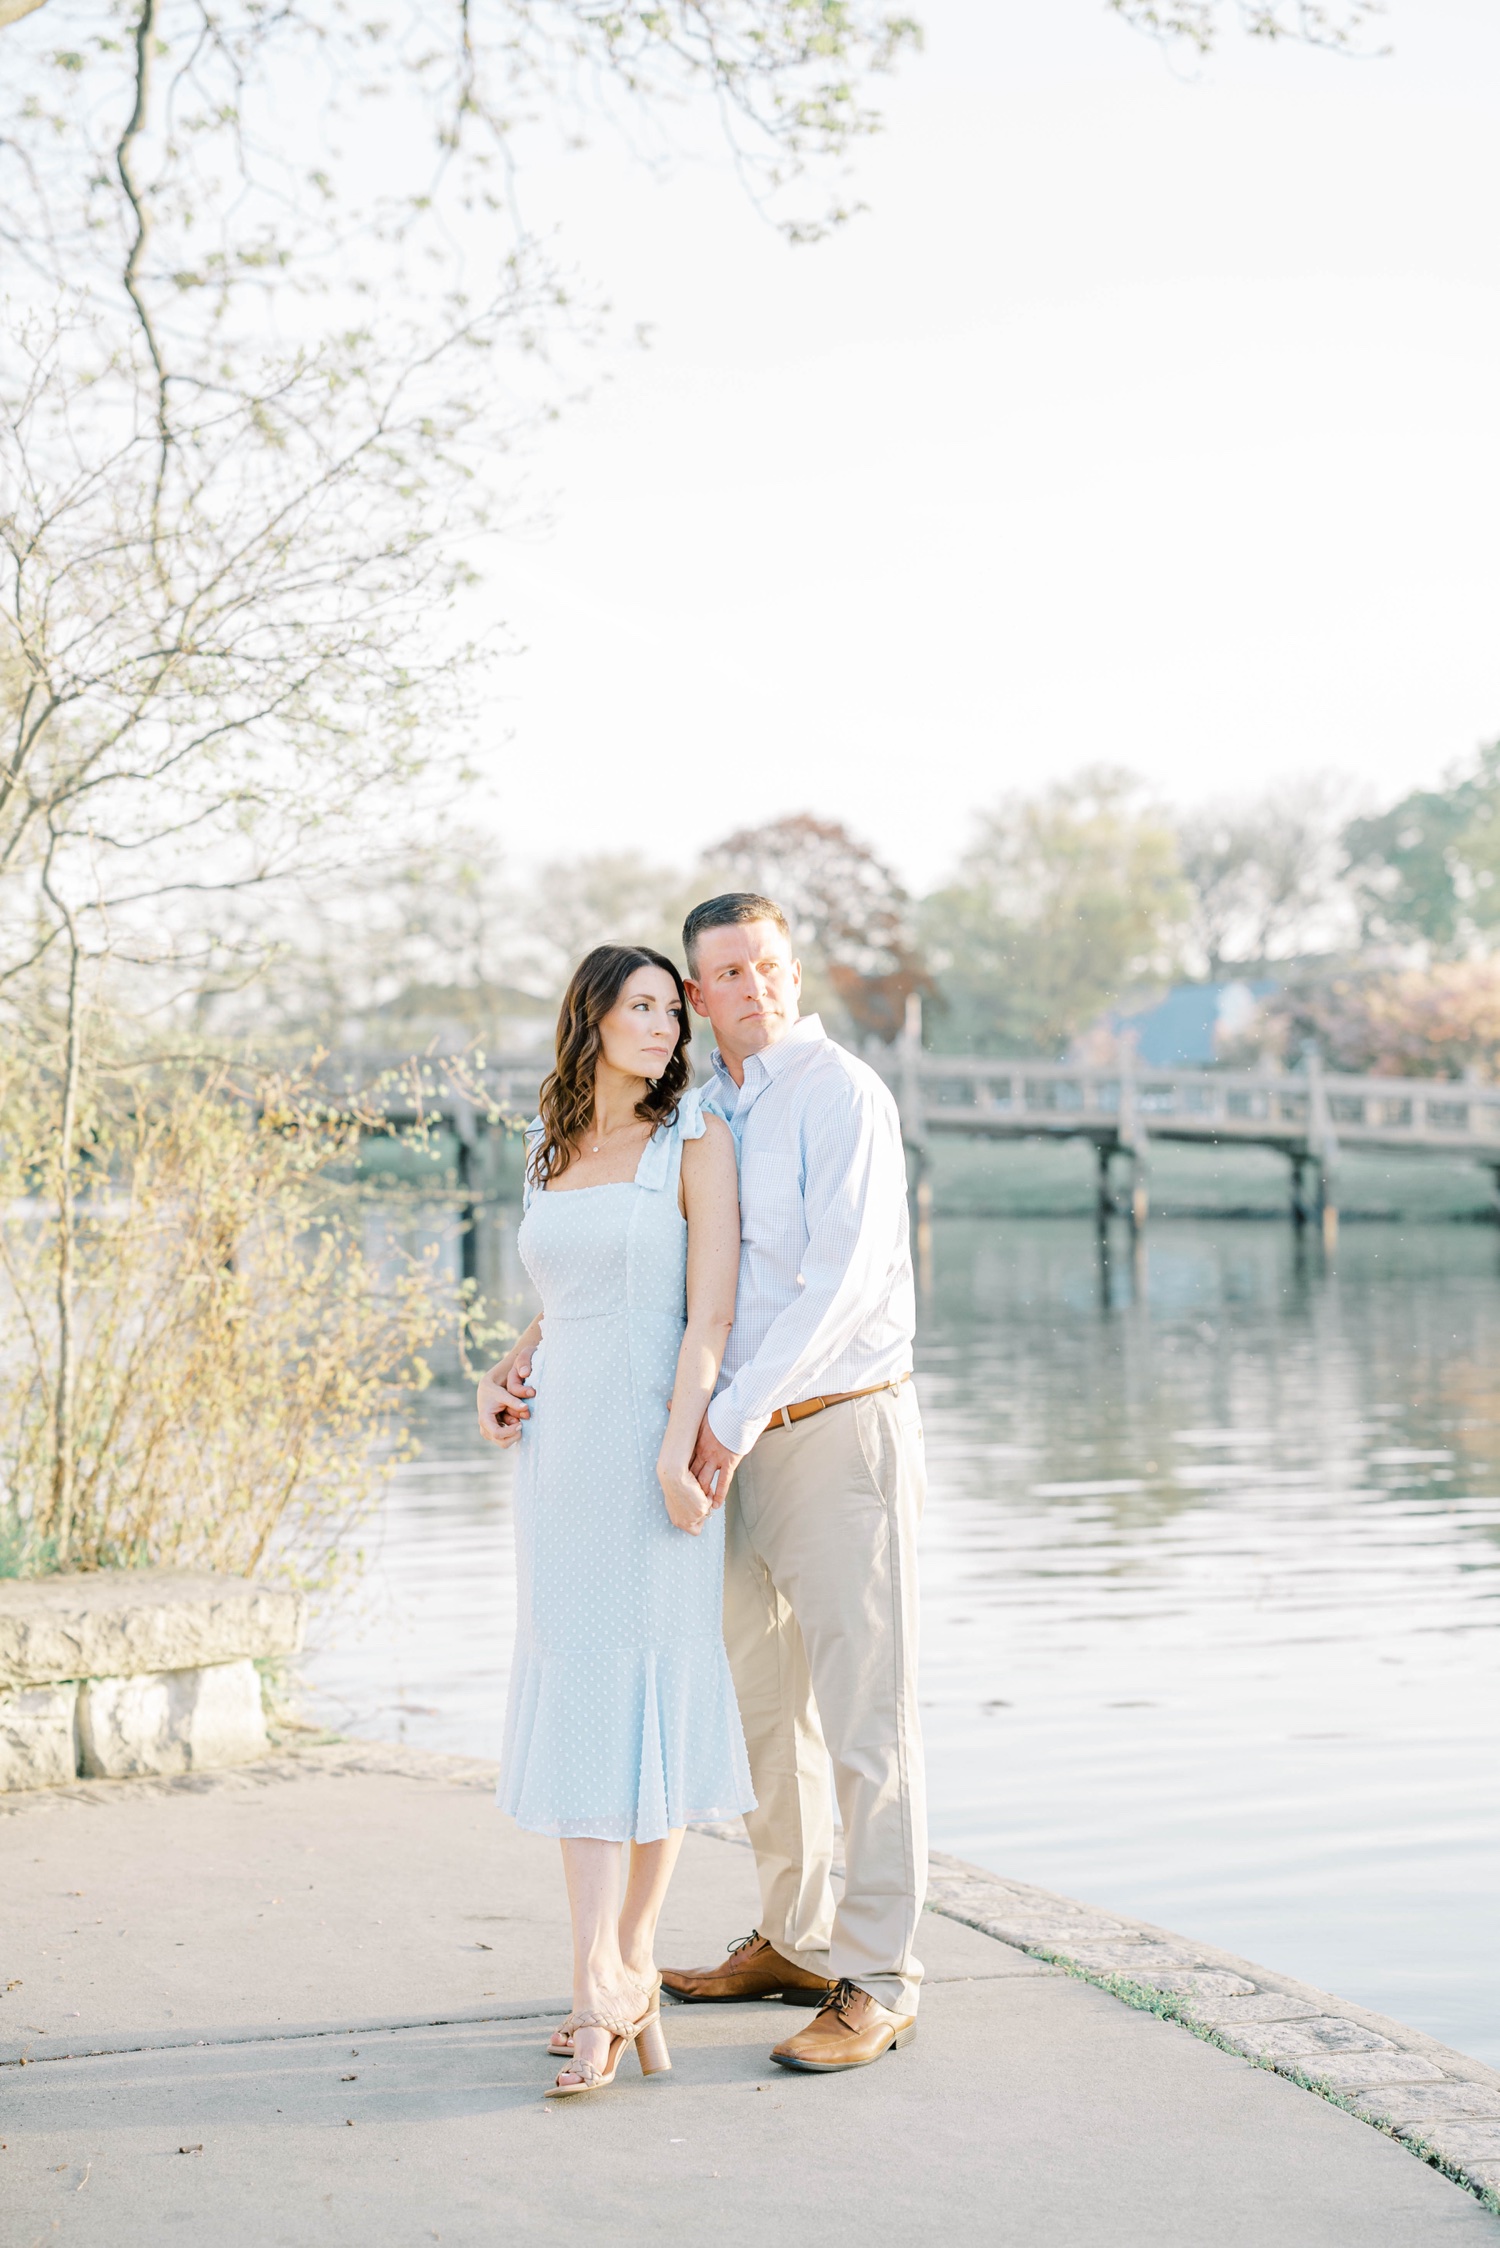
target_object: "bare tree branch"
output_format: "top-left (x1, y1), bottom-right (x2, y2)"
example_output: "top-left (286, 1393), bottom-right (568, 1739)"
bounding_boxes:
top-left (115, 0), bottom-right (172, 534)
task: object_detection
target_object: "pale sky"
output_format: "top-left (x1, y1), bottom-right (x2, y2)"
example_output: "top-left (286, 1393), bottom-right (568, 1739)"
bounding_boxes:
top-left (470, 0), bottom-right (1500, 892)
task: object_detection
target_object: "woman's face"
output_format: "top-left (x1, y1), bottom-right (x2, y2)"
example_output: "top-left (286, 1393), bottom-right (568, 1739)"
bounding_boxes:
top-left (597, 965), bottom-right (683, 1084)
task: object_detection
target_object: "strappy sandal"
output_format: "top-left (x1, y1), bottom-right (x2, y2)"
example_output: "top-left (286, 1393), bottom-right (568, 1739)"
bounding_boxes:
top-left (550, 1971), bottom-right (659, 2058)
top-left (545, 1983), bottom-right (670, 2099)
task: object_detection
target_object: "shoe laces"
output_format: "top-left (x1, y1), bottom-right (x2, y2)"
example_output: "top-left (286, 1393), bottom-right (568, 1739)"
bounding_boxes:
top-left (818, 1978), bottom-right (862, 2020)
top-left (726, 1930), bottom-right (760, 1957)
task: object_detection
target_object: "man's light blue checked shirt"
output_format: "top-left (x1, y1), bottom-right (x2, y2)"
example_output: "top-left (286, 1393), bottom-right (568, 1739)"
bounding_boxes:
top-left (702, 1014), bottom-right (916, 1457)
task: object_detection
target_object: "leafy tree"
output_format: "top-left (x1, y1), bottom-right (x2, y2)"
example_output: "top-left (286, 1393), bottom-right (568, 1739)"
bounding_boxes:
top-left (0, 0), bottom-right (922, 1007)
top-left (195, 842), bottom-right (537, 1053)
top-left (706, 813), bottom-right (929, 1041)
top-left (1107, 0), bottom-right (1384, 51)
top-left (1242, 959), bottom-right (1500, 1081)
top-left (0, 1041), bottom-right (496, 1577)
top-left (0, 0), bottom-right (917, 1560)
top-left (1177, 775), bottom-right (1355, 976)
top-left (521, 852), bottom-right (698, 995)
top-left (919, 768), bottom-right (1188, 1056)
top-left (1341, 745), bottom-right (1500, 954)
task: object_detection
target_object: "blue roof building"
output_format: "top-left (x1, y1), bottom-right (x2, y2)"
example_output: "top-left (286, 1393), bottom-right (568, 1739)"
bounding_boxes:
top-left (1107, 980), bottom-right (1276, 1067)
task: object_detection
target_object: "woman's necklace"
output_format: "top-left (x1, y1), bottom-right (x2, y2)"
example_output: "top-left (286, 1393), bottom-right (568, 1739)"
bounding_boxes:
top-left (584, 1087), bottom-right (656, 1159)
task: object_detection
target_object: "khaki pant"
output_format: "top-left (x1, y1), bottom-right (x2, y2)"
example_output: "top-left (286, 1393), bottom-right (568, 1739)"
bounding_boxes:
top-left (723, 1380), bottom-right (927, 2017)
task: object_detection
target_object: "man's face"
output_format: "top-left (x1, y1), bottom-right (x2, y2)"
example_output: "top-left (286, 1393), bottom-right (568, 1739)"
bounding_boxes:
top-left (685, 920), bottom-right (801, 1064)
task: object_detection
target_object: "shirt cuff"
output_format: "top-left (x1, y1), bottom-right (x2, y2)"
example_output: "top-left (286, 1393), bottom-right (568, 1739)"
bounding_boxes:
top-left (707, 1393), bottom-right (770, 1457)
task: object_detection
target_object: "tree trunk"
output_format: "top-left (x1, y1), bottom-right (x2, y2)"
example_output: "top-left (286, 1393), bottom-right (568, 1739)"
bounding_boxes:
top-left (48, 927), bottom-right (84, 1558)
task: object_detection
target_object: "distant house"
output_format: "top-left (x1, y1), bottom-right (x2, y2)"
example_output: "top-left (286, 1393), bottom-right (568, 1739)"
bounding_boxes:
top-left (1093, 981), bottom-right (1276, 1068)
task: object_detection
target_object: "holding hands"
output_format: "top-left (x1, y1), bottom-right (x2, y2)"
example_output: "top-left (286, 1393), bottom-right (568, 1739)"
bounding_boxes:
top-left (659, 1412), bottom-right (746, 1536)
top-left (480, 1325), bottom-right (729, 1539)
top-left (661, 1414), bottom-right (744, 1535)
top-left (477, 1330), bottom-right (538, 1448)
top-left (656, 1449), bottom-right (715, 1536)
top-left (689, 1419), bottom-right (744, 1513)
top-left (481, 1331), bottom-right (733, 1540)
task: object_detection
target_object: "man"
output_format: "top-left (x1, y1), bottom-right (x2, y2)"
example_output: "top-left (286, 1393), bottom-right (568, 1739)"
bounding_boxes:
top-left (663, 892), bottom-right (927, 2073)
top-left (480, 892), bottom-right (926, 2070)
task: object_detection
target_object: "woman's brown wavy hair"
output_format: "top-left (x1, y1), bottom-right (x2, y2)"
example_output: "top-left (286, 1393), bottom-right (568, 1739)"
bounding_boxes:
top-left (530, 944), bottom-right (692, 1189)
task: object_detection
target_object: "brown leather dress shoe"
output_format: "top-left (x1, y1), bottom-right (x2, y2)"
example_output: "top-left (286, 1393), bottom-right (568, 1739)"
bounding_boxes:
top-left (769, 1979), bottom-right (917, 2071)
top-left (660, 1930), bottom-right (833, 2006)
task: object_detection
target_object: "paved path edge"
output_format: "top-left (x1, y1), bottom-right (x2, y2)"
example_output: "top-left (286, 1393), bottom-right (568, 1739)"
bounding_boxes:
top-left (686, 1819), bottom-right (1500, 2217)
top-left (8, 1737), bottom-right (1498, 2216)
top-left (913, 1847), bottom-right (1500, 2218)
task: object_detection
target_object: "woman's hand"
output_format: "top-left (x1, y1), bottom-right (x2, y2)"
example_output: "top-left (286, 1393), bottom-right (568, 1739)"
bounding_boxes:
top-left (477, 1340), bottom-right (536, 1447)
top-left (657, 1453), bottom-right (713, 1536)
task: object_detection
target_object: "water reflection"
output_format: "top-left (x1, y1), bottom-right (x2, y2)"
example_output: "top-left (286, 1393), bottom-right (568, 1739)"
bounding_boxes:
top-left (299, 1213), bottom-right (1500, 2066)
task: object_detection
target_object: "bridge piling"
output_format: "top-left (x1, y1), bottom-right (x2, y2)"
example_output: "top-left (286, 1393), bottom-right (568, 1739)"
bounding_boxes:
top-left (1095, 1142), bottom-right (1116, 1226)
top-left (1117, 1040), bottom-right (1149, 1229)
top-left (1289, 1151), bottom-right (1338, 1246)
top-left (1302, 1044), bottom-right (1340, 1251)
top-left (1127, 1143), bottom-right (1149, 1230)
top-left (900, 995), bottom-right (934, 1290)
top-left (452, 1101), bottom-right (480, 1290)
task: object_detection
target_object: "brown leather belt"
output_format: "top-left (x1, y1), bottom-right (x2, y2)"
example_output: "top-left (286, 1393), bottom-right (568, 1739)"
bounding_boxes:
top-left (765, 1373), bottom-right (911, 1431)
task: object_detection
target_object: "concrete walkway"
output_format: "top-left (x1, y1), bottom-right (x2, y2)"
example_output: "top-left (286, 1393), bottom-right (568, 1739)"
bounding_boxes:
top-left (3, 1743), bottom-right (1496, 2248)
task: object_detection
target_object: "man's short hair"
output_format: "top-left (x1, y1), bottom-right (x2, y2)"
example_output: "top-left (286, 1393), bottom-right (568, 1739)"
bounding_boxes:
top-left (682, 892), bottom-right (792, 975)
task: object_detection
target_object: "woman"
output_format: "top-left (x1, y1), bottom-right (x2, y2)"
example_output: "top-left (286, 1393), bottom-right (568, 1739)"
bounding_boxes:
top-left (476, 943), bottom-right (753, 2098)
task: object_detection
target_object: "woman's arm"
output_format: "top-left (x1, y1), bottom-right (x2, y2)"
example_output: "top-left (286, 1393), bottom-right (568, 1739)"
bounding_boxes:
top-left (658, 1113), bottom-right (739, 1533)
top-left (476, 1313), bottom-right (544, 1447)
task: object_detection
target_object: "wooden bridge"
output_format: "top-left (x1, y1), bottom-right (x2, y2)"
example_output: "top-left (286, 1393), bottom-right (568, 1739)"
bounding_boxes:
top-left (327, 1025), bottom-right (1500, 1263)
top-left (886, 1001), bottom-right (1500, 1244)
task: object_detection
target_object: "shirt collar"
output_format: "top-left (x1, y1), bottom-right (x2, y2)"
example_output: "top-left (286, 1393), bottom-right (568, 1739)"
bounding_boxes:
top-left (711, 1014), bottom-right (826, 1096)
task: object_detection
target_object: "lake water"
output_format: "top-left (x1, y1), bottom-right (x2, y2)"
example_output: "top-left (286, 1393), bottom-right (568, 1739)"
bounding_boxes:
top-left (300, 1214), bottom-right (1500, 2068)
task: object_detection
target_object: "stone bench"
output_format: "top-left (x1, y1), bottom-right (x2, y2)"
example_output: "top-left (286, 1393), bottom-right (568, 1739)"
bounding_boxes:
top-left (0, 1570), bottom-right (305, 1790)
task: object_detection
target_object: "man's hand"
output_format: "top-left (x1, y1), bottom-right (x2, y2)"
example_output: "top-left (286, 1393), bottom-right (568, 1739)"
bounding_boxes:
top-left (689, 1416), bottom-right (744, 1509)
top-left (477, 1343), bottom-right (535, 1448)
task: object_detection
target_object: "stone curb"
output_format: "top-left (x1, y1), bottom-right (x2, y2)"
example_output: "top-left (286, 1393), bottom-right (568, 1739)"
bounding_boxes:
top-left (0, 1571), bottom-right (307, 1790)
top-left (0, 1571), bottom-right (304, 1689)
top-left (7, 1741), bottom-right (1496, 2216)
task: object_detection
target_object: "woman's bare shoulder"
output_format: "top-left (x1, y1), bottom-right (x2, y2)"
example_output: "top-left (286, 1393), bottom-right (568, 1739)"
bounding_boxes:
top-left (681, 1109), bottom-right (735, 1170)
top-left (701, 1109), bottom-right (734, 1152)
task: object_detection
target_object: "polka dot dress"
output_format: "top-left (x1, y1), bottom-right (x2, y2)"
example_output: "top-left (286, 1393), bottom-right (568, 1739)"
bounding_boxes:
top-left (497, 1088), bottom-right (756, 1843)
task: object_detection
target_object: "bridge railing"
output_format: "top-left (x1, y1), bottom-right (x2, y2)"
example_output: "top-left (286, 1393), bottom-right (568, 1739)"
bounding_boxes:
top-left (314, 1046), bottom-right (1500, 1157)
top-left (880, 1054), bottom-right (1500, 1152)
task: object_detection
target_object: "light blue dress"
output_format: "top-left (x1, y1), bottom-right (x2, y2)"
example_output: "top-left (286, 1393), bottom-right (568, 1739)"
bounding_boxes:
top-left (498, 1088), bottom-right (756, 1843)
